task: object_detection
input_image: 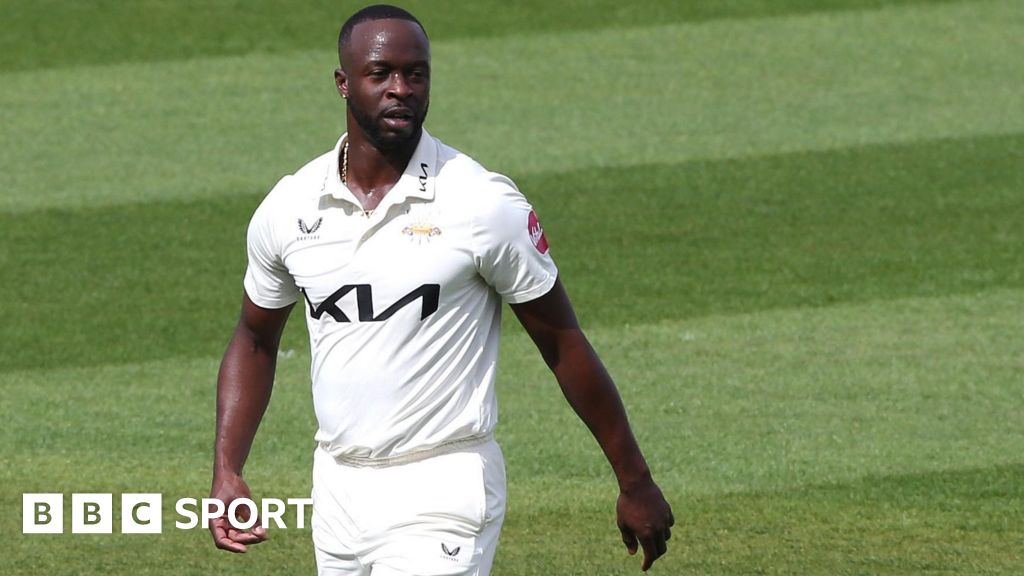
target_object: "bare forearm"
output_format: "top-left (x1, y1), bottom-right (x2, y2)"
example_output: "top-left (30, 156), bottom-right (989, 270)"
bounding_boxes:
top-left (511, 280), bottom-right (652, 491)
top-left (213, 328), bottom-right (278, 479)
top-left (550, 331), bottom-right (651, 491)
top-left (512, 280), bottom-right (673, 569)
top-left (207, 297), bottom-right (289, 552)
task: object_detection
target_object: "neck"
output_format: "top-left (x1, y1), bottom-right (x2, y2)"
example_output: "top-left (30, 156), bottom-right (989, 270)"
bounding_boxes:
top-left (343, 128), bottom-right (422, 195)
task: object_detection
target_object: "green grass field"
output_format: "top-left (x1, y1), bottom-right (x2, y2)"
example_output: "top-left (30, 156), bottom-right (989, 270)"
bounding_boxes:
top-left (2, 0), bottom-right (1023, 574)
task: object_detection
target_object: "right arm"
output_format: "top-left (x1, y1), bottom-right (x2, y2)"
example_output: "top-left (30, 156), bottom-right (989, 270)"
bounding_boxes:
top-left (209, 294), bottom-right (293, 552)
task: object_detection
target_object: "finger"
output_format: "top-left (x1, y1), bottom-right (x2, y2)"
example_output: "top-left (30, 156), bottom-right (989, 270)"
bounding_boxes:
top-left (650, 534), bottom-right (669, 569)
top-left (620, 525), bottom-right (639, 555)
top-left (211, 518), bottom-right (263, 553)
top-left (214, 529), bottom-right (245, 551)
top-left (215, 535), bottom-right (248, 553)
top-left (211, 523), bottom-right (248, 553)
top-left (638, 535), bottom-right (661, 571)
top-left (231, 526), bottom-right (267, 543)
top-left (223, 506), bottom-right (266, 542)
top-left (209, 518), bottom-right (230, 541)
top-left (227, 528), bottom-right (266, 544)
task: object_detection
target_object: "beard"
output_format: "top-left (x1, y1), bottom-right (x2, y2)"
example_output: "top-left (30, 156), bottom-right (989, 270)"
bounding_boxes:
top-left (350, 99), bottom-right (429, 153)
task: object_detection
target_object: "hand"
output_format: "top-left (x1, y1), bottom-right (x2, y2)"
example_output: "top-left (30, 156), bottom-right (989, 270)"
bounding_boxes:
top-left (208, 473), bottom-right (268, 553)
top-left (616, 478), bottom-right (674, 571)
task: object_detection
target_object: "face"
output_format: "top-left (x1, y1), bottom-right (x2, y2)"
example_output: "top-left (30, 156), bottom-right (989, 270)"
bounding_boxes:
top-left (337, 19), bottom-right (431, 152)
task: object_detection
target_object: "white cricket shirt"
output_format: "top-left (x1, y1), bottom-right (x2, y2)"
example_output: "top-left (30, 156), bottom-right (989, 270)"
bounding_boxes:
top-left (243, 130), bottom-right (557, 461)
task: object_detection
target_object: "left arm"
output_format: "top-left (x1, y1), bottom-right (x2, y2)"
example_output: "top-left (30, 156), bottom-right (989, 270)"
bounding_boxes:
top-left (511, 277), bottom-right (674, 571)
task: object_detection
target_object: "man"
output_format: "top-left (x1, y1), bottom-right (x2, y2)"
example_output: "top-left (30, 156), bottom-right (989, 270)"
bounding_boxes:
top-left (210, 5), bottom-right (673, 575)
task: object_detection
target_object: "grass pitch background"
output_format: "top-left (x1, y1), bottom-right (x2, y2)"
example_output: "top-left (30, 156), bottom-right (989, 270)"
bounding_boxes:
top-left (2, 0), bottom-right (1022, 574)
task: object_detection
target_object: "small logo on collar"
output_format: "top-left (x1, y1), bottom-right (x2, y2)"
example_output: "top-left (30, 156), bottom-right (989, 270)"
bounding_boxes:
top-left (418, 162), bottom-right (429, 192)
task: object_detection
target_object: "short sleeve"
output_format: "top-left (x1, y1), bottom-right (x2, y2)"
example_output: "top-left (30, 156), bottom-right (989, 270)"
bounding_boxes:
top-left (242, 177), bottom-right (300, 309)
top-left (472, 175), bottom-right (558, 304)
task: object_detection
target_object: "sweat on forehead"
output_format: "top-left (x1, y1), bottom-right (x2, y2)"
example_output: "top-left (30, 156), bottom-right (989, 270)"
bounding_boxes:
top-left (337, 4), bottom-right (428, 65)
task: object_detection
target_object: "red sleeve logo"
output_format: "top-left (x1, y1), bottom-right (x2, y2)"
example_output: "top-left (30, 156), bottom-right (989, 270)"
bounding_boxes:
top-left (527, 210), bottom-right (549, 254)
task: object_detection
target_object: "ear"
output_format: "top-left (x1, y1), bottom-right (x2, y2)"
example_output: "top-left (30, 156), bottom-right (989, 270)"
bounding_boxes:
top-left (334, 68), bottom-right (348, 99)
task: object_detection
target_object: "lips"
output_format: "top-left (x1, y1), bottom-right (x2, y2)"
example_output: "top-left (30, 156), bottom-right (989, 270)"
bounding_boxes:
top-left (382, 107), bottom-right (414, 120)
top-left (381, 107), bottom-right (414, 131)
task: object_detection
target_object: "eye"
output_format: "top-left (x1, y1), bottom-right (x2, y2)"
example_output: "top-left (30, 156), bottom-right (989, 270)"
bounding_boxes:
top-left (368, 68), bottom-right (388, 79)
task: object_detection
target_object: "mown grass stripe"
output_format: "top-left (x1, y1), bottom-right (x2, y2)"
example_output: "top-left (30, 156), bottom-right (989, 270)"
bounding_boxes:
top-left (3, 287), bottom-right (1021, 492)
top-left (3, 288), bottom-right (1021, 574)
top-left (530, 130), bottom-right (1024, 327)
top-left (500, 463), bottom-right (1024, 574)
top-left (4, 0), bottom-right (1021, 212)
top-left (3, 131), bottom-right (1021, 372)
top-left (0, 0), bottom-right (972, 73)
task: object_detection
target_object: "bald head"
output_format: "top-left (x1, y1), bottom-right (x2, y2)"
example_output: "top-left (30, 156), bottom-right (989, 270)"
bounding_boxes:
top-left (338, 4), bottom-right (427, 70)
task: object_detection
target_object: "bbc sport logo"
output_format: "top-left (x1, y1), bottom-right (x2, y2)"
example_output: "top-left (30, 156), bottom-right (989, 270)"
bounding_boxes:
top-left (22, 493), bottom-right (312, 534)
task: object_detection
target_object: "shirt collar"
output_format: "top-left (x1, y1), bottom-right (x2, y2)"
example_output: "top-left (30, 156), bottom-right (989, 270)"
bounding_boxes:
top-left (324, 129), bottom-right (438, 206)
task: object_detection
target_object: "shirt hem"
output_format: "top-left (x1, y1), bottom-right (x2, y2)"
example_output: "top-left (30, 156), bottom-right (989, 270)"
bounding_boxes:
top-left (243, 283), bottom-right (299, 310)
top-left (501, 273), bottom-right (557, 305)
top-left (319, 432), bottom-right (494, 468)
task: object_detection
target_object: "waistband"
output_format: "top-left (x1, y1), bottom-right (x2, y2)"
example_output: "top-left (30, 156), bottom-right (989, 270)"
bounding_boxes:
top-left (318, 432), bottom-right (494, 468)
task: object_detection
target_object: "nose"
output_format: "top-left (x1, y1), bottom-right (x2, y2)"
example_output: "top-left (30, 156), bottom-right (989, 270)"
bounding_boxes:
top-left (386, 71), bottom-right (412, 99)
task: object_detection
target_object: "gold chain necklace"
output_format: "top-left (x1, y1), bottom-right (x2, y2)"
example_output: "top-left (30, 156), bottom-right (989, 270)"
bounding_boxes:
top-left (340, 141), bottom-right (349, 185)
top-left (342, 141), bottom-right (374, 217)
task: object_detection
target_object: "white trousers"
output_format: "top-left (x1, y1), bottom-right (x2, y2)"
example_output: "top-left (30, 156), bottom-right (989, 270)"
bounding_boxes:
top-left (311, 438), bottom-right (506, 576)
